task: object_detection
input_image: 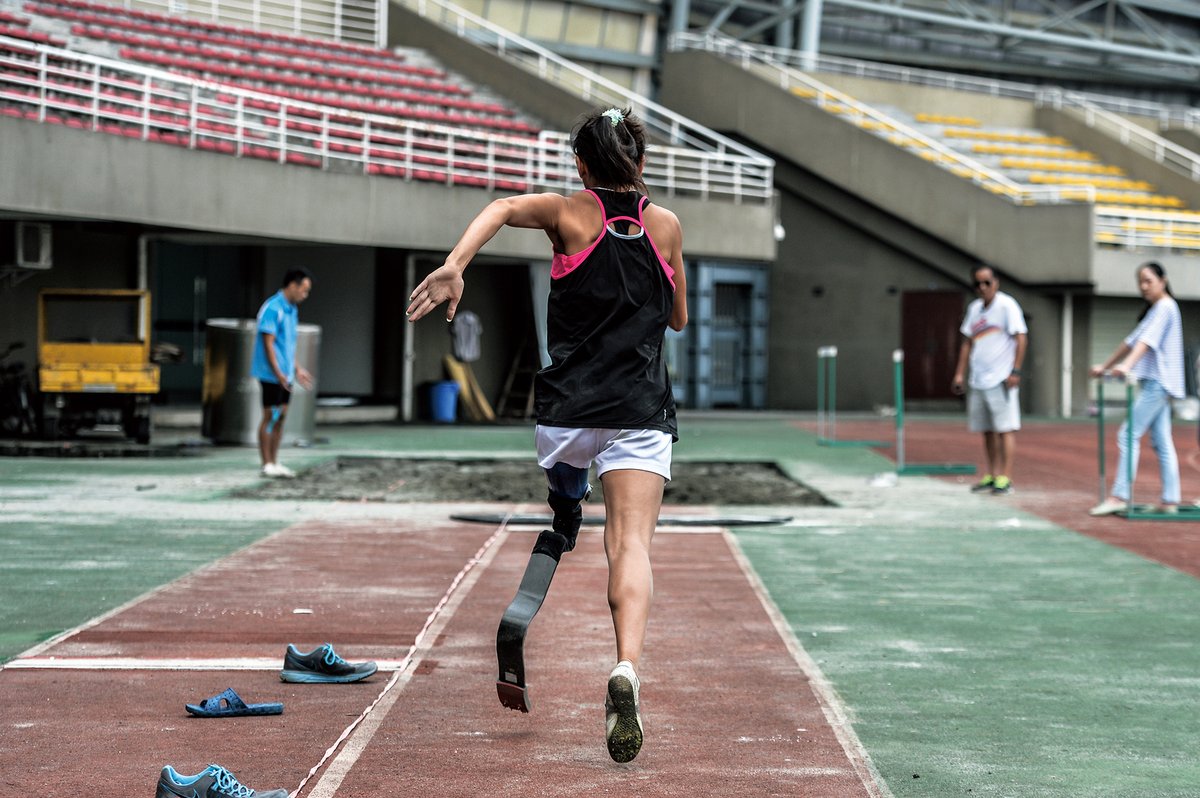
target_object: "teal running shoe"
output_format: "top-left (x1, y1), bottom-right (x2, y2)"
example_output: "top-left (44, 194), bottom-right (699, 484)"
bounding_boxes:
top-left (280, 643), bottom-right (377, 684)
top-left (155, 764), bottom-right (287, 798)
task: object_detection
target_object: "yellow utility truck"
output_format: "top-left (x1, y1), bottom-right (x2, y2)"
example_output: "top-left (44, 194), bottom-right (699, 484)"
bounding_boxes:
top-left (38, 289), bottom-right (160, 443)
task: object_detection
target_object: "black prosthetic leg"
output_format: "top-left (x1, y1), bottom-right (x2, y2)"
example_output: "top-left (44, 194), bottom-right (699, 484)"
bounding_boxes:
top-left (495, 463), bottom-right (590, 712)
top-left (496, 529), bottom-right (569, 712)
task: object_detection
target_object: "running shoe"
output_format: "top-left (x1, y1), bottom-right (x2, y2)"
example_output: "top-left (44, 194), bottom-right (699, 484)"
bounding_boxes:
top-left (991, 476), bottom-right (1013, 495)
top-left (261, 463), bottom-right (296, 479)
top-left (155, 764), bottom-right (288, 798)
top-left (1089, 498), bottom-right (1127, 517)
top-left (280, 643), bottom-right (377, 684)
top-left (969, 475), bottom-right (995, 493)
top-left (605, 660), bottom-right (644, 763)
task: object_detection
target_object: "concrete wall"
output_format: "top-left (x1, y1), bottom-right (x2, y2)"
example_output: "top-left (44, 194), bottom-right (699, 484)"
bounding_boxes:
top-left (1093, 246), bottom-right (1200, 300)
top-left (768, 162), bottom-right (1064, 416)
top-left (1162, 126), bottom-right (1200, 155)
top-left (661, 51), bottom-right (1095, 287)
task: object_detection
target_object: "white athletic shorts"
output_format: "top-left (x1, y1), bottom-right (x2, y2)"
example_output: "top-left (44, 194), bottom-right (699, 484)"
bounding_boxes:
top-left (535, 426), bottom-right (673, 481)
top-left (967, 384), bottom-right (1021, 433)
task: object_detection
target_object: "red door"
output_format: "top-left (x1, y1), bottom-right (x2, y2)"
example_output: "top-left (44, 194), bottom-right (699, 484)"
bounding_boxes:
top-left (901, 291), bottom-right (965, 400)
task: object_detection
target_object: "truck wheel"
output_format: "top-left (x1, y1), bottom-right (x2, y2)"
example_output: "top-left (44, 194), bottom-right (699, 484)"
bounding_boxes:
top-left (135, 416), bottom-right (151, 445)
top-left (41, 396), bottom-right (61, 441)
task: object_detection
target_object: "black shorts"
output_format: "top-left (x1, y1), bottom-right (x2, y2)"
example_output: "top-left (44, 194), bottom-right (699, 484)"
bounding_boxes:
top-left (260, 380), bottom-right (291, 408)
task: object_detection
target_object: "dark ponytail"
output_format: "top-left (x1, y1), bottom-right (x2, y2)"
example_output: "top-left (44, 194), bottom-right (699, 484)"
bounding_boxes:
top-left (1137, 261), bottom-right (1173, 321)
top-left (571, 107), bottom-right (647, 194)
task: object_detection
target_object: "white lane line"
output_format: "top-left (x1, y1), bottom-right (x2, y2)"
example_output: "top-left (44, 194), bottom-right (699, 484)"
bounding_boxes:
top-left (295, 517), bottom-right (512, 798)
top-left (723, 530), bottom-right (894, 798)
top-left (3, 658), bottom-right (413, 671)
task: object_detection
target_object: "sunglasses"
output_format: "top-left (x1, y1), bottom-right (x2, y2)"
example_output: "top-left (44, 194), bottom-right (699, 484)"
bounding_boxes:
top-left (974, 279), bottom-right (993, 288)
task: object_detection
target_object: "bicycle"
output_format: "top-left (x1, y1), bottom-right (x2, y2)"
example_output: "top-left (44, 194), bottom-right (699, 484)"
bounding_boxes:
top-left (0, 342), bottom-right (38, 438)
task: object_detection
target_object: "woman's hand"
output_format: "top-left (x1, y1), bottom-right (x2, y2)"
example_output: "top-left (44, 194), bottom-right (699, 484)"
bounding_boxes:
top-left (407, 264), bottom-right (464, 322)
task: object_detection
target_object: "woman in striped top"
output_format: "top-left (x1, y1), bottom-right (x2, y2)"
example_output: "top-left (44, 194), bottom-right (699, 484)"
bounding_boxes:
top-left (1089, 261), bottom-right (1185, 516)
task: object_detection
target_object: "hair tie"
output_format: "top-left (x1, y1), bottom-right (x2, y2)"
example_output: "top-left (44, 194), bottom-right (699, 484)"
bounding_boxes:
top-left (601, 108), bottom-right (624, 127)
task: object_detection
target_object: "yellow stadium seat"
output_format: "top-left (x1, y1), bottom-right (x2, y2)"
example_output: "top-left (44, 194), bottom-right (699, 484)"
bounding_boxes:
top-left (915, 113), bottom-right (982, 127)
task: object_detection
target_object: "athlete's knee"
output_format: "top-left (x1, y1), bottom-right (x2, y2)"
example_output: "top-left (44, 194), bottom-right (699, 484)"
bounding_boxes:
top-left (265, 405), bottom-right (287, 433)
top-left (544, 462), bottom-right (590, 553)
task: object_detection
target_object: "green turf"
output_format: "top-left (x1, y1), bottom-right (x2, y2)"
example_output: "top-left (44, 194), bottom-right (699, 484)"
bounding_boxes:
top-left (737, 500), bottom-right (1200, 796)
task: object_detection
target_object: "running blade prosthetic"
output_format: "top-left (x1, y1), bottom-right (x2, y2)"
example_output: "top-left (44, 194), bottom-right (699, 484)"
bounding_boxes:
top-left (496, 530), bottom-right (568, 712)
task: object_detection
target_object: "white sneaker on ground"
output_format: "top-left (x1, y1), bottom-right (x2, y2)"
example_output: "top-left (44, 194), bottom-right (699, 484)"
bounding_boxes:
top-left (274, 463), bottom-right (297, 478)
top-left (1089, 497), bottom-right (1127, 517)
top-left (605, 660), bottom-right (643, 763)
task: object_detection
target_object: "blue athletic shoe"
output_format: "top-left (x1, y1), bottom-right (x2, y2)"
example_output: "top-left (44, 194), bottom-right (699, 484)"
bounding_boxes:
top-left (155, 764), bottom-right (288, 798)
top-left (280, 643), bottom-right (377, 684)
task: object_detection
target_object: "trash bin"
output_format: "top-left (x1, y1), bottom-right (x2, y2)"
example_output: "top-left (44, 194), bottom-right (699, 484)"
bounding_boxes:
top-left (430, 380), bottom-right (460, 423)
top-left (201, 318), bottom-right (320, 445)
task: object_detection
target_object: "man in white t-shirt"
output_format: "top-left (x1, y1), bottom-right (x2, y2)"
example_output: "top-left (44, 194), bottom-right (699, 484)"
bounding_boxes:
top-left (952, 265), bottom-right (1028, 495)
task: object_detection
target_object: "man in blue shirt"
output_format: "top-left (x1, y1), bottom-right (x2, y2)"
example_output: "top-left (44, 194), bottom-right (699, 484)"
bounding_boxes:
top-left (253, 269), bottom-right (314, 478)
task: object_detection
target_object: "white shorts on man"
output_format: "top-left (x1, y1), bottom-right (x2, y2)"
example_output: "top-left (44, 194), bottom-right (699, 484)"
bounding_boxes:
top-left (967, 384), bottom-right (1020, 433)
top-left (536, 426), bottom-right (673, 481)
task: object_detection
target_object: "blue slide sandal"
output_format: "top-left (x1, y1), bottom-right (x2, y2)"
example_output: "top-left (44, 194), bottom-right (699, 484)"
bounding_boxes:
top-left (186, 688), bottom-right (283, 718)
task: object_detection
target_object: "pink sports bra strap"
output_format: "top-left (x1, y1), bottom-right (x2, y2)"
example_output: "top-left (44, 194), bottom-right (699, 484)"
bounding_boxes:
top-left (637, 195), bottom-right (676, 289)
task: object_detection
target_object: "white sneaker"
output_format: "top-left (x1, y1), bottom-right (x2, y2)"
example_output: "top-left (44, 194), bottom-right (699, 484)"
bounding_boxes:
top-left (605, 660), bottom-right (643, 763)
top-left (261, 463), bottom-right (296, 479)
top-left (1089, 497), bottom-right (1127, 517)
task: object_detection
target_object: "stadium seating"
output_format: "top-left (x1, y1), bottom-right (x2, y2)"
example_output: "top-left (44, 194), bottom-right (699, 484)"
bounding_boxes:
top-left (0, 0), bottom-right (548, 190)
top-left (782, 81), bottom-right (1195, 221)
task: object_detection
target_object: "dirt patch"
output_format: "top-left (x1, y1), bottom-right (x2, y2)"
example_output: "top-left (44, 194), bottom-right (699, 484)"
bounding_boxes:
top-left (236, 457), bottom-right (832, 506)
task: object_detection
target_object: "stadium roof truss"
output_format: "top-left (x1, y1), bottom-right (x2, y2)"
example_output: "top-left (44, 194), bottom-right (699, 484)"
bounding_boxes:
top-left (678, 0), bottom-right (1200, 85)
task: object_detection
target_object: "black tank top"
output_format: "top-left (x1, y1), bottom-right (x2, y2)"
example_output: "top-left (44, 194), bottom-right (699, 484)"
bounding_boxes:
top-left (534, 189), bottom-right (678, 439)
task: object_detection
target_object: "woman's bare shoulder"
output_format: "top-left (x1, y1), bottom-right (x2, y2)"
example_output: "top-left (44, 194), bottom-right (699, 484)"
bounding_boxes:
top-left (642, 200), bottom-right (682, 240)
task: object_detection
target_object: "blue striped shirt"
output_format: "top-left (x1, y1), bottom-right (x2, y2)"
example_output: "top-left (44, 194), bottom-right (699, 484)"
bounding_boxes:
top-left (1125, 296), bottom-right (1185, 399)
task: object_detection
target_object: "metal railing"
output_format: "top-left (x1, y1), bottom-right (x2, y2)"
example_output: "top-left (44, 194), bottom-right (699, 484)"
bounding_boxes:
top-left (73, 0), bottom-right (386, 47)
top-left (398, 0), bottom-right (773, 202)
top-left (1094, 207), bottom-right (1200, 252)
top-left (0, 34), bottom-right (770, 201)
top-left (673, 33), bottom-right (1200, 184)
top-left (671, 33), bottom-right (1200, 129)
top-left (1042, 91), bottom-right (1200, 183)
top-left (668, 32), bottom-right (1083, 205)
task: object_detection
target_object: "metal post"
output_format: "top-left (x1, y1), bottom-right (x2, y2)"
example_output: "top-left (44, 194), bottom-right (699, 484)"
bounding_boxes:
top-left (1061, 292), bottom-right (1073, 418)
top-left (828, 346), bottom-right (838, 444)
top-left (1096, 377), bottom-right (1106, 504)
top-left (816, 346), bottom-right (826, 442)
top-left (800, 0), bottom-right (824, 71)
top-left (1126, 376), bottom-right (1135, 512)
top-left (893, 349), bottom-right (905, 471)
